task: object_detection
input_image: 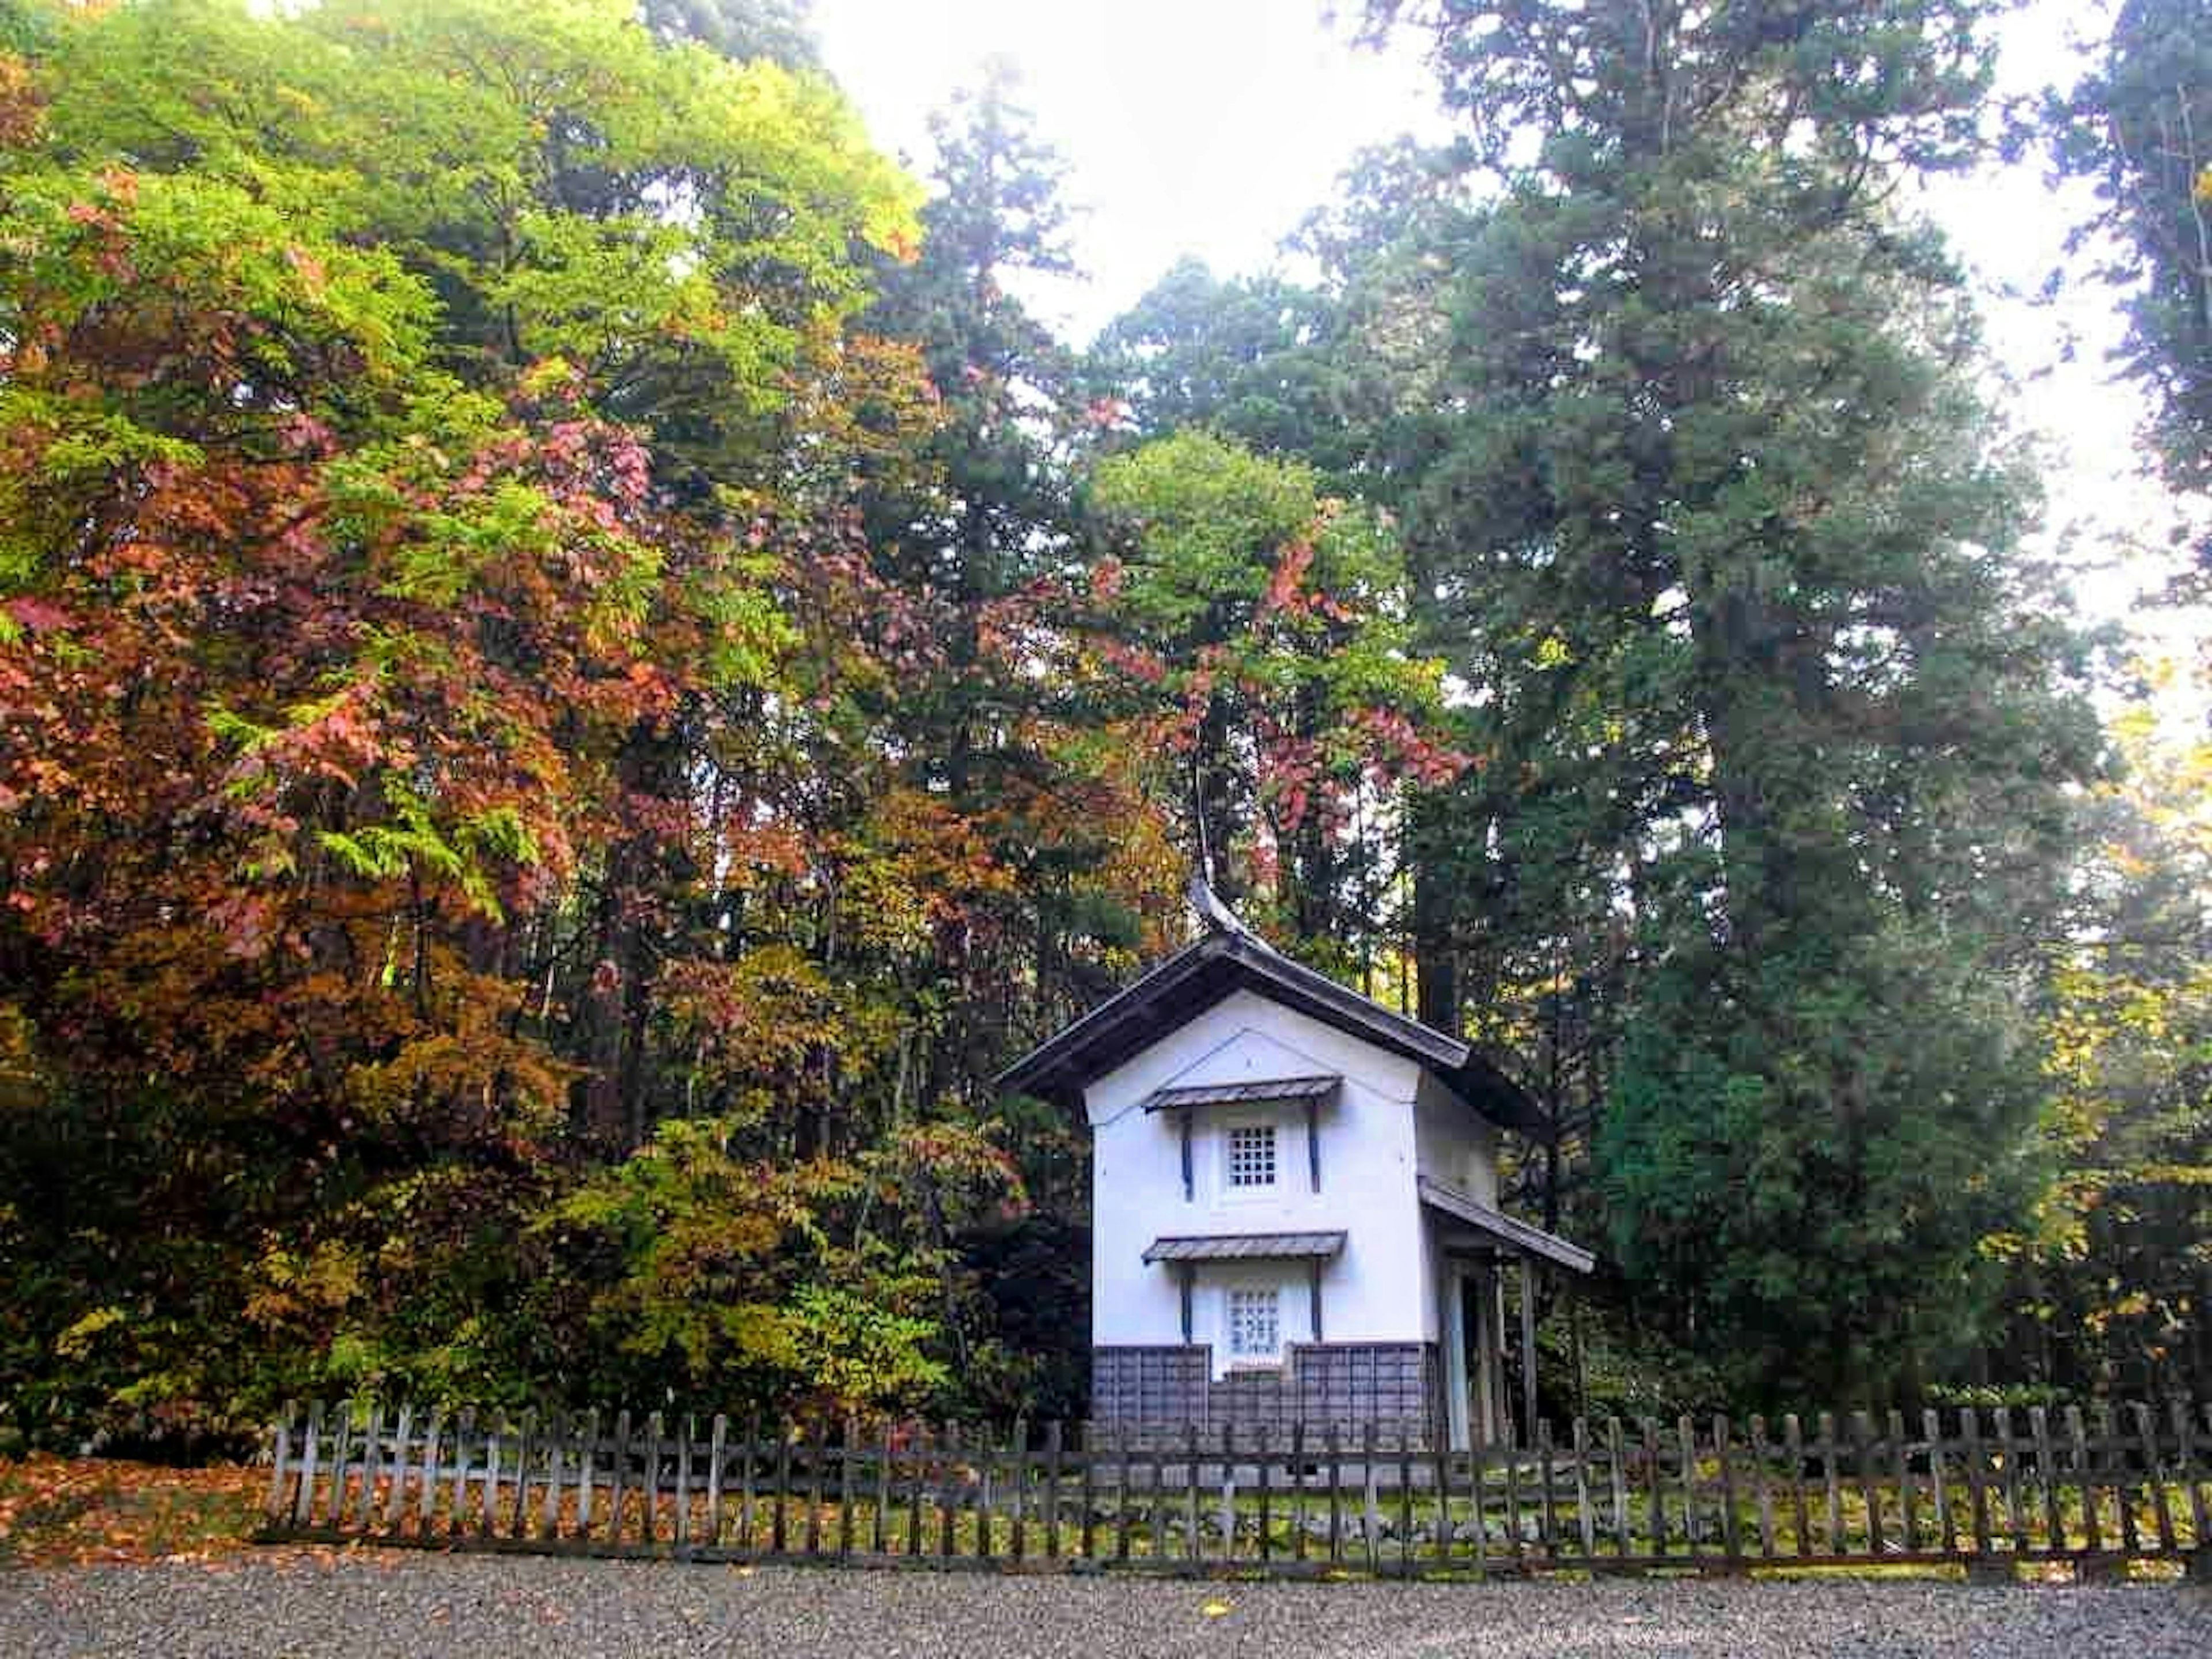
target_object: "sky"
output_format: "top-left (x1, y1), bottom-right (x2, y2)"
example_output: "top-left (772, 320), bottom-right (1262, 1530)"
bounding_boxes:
top-left (812, 0), bottom-right (2198, 663)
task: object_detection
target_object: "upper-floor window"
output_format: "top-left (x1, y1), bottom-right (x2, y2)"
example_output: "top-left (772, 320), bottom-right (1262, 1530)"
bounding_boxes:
top-left (1226, 1123), bottom-right (1277, 1188)
top-left (1227, 1287), bottom-right (1280, 1359)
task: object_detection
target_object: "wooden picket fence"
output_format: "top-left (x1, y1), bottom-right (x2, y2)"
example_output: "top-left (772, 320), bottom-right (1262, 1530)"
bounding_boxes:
top-left (261, 1398), bottom-right (2212, 1579)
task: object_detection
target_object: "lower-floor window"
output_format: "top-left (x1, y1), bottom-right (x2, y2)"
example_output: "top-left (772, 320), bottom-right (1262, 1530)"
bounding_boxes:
top-left (1226, 1287), bottom-right (1281, 1359)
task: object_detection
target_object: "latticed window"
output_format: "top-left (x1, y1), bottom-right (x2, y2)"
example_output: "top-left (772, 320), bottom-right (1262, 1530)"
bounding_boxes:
top-left (1227, 1288), bottom-right (1279, 1359)
top-left (1226, 1124), bottom-right (1277, 1187)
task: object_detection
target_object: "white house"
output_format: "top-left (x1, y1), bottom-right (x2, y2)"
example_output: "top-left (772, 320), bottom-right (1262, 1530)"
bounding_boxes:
top-left (999, 882), bottom-right (1594, 1450)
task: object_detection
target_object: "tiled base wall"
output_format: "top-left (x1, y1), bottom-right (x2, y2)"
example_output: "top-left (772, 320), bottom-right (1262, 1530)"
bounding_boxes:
top-left (1090, 1342), bottom-right (1439, 1450)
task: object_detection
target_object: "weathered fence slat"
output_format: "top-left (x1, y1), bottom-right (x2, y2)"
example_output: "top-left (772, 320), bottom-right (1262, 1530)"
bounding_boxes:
top-left (1672, 1424), bottom-right (1690, 1566)
top-left (1782, 1414), bottom-right (1808, 1558)
top-left (1961, 1408), bottom-right (1993, 1561)
top-left (1715, 1414), bottom-right (1740, 1567)
top-left (872, 1420), bottom-right (894, 1556)
top-left (1817, 1411), bottom-right (1842, 1555)
top-left (2066, 1406), bottom-right (2097, 1554)
top-left (1881, 1410), bottom-right (1910, 1555)
top-left (1571, 1418), bottom-right (1597, 1561)
top-left (1747, 1414), bottom-right (1774, 1559)
top-left (2176, 1400), bottom-right (2209, 1555)
top-left (2028, 1406), bottom-right (2058, 1552)
top-left (1926, 1408), bottom-right (1954, 1556)
top-left (1851, 1412), bottom-right (1881, 1558)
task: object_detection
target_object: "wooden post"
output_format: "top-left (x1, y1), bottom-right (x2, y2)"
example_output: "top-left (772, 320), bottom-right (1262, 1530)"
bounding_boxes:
top-left (1294, 1418), bottom-right (1311, 1564)
top-left (1308, 1258), bottom-right (1324, 1344)
top-left (1817, 1411), bottom-right (1842, 1554)
top-left (642, 1411), bottom-right (664, 1547)
top-left (1113, 1422), bottom-right (1132, 1562)
top-left (1178, 1264), bottom-right (1194, 1344)
top-left (1044, 1421), bottom-right (1065, 1560)
top-left (1501, 1415), bottom-right (1524, 1569)
top-left (2174, 1399), bottom-right (2208, 1570)
top-left (907, 1421), bottom-right (929, 1559)
top-left (1180, 1108), bottom-right (1193, 1202)
top-left (674, 1414), bottom-right (693, 1550)
top-left (537, 1409), bottom-right (563, 1543)
top-left (2031, 1406), bottom-right (2062, 1552)
top-left (1715, 1414), bottom-right (1740, 1569)
top-left (507, 1407), bottom-right (535, 1541)
top-left (1606, 1417), bottom-right (1630, 1559)
top-left (1889, 1408), bottom-right (1916, 1554)
top-left (1783, 1414), bottom-right (1809, 1558)
top-left (737, 1410), bottom-right (759, 1554)
top-left (380, 1405), bottom-right (411, 1534)
top-left (1963, 1408), bottom-right (1994, 1563)
top-left (1572, 1417), bottom-right (1597, 1562)
top-left (1183, 1422), bottom-right (1201, 1565)
top-left (1361, 1419), bottom-right (1380, 1575)
top-left (1010, 1418), bottom-right (1029, 1562)
top-left (1851, 1411), bottom-right (1881, 1556)
top-left (416, 1410), bottom-right (444, 1539)
top-left (1927, 1407), bottom-right (1955, 1557)
top-left (2135, 1402), bottom-right (2175, 1555)
top-left (1397, 1422), bottom-right (1414, 1578)
top-left (772, 1421), bottom-right (792, 1555)
top-left (1325, 1421), bottom-right (1343, 1565)
top-left (872, 1421), bottom-right (894, 1556)
top-left (2066, 1406), bottom-right (2098, 1554)
top-left (805, 1416), bottom-right (828, 1558)
top-left (1518, 1257), bottom-right (1540, 1450)
top-left (1221, 1422), bottom-right (1237, 1566)
top-left (477, 1408), bottom-right (503, 1541)
top-left (448, 1407), bottom-right (476, 1539)
top-left (706, 1414), bottom-right (728, 1549)
top-left (1536, 1418), bottom-right (1559, 1560)
top-left (1642, 1417), bottom-right (1665, 1559)
top-left (1748, 1415), bottom-right (1775, 1559)
top-left (1077, 1421), bottom-right (1096, 1561)
top-left (2103, 1404), bottom-right (2138, 1555)
top-left (327, 1401), bottom-right (355, 1532)
top-left (1254, 1422), bottom-right (1271, 1565)
top-left (838, 1416), bottom-right (857, 1561)
top-left (265, 1407), bottom-right (295, 1529)
top-left (1995, 1407), bottom-right (2028, 1554)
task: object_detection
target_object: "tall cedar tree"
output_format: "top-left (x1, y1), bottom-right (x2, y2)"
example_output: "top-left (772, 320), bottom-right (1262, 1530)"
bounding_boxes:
top-left (1361, 0), bottom-right (2103, 1402)
top-left (2049, 0), bottom-right (2212, 573)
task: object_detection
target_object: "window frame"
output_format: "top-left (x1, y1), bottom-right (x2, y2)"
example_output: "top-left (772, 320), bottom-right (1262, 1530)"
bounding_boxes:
top-left (1224, 1285), bottom-right (1282, 1364)
top-left (1224, 1121), bottom-right (1279, 1191)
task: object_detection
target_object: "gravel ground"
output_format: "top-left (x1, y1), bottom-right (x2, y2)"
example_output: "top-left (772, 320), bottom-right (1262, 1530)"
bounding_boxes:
top-left (3, 1551), bottom-right (2209, 1659)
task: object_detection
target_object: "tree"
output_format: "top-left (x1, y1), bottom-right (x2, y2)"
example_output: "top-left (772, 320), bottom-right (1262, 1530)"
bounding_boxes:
top-left (1991, 668), bottom-right (2212, 1397)
top-left (0, 0), bottom-right (1064, 1439)
top-left (1357, 0), bottom-right (2104, 1400)
top-left (640, 0), bottom-right (820, 67)
top-left (2049, 0), bottom-right (2212, 559)
top-left (1084, 430), bottom-right (1467, 965)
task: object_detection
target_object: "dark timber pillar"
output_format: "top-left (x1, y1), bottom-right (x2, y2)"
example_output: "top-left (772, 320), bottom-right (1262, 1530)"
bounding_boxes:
top-left (1518, 1257), bottom-right (1540, 1442)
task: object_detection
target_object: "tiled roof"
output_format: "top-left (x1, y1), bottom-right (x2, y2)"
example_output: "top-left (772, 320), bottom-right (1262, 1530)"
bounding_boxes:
top-left (1141, 1074), bottom-right (1340, 1112)
top-left (1142, 1230), bottom-right (1349, 1263)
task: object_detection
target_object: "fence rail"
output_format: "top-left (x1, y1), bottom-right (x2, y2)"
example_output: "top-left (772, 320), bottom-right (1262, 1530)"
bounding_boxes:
top-left (261, 1399), bottom-right (2212, 1578)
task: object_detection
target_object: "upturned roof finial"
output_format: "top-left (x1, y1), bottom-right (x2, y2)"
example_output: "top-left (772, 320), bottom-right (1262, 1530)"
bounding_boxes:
top-left (1187, 868), bottom-right (1260, 942)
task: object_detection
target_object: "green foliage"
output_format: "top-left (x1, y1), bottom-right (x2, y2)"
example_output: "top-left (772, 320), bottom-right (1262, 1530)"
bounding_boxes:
top-left (2047, 0), bottom-right (2212, 540)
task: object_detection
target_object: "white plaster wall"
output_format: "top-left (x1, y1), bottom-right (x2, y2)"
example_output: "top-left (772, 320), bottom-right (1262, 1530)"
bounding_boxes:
top-left (1084, 988), bottom-right (1437, 1359)
top-left (1412, 1069), bottom-right (1500, 1205)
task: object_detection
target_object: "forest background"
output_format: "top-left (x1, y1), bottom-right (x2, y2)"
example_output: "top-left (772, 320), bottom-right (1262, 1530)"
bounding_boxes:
top-left (1, 0), bottom-right (2207, 1456)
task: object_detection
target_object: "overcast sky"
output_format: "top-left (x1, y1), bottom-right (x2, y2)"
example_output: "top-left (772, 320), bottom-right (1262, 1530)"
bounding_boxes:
top-left (812, 0), bottom-right (2195, 657)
